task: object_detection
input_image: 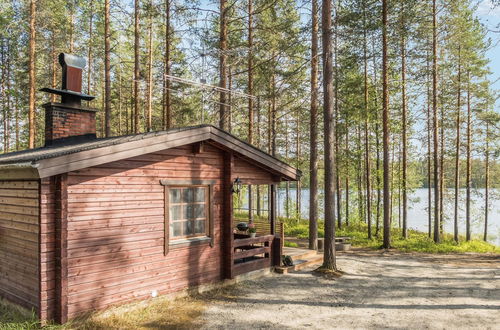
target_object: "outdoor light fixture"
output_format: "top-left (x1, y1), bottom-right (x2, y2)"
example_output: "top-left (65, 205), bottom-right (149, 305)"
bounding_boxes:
top-left (232, 177), bottom-right (242, 194)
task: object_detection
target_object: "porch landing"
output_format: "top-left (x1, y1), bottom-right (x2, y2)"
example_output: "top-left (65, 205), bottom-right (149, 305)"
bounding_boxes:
top-left (277, 247), bottom-right (323, 274)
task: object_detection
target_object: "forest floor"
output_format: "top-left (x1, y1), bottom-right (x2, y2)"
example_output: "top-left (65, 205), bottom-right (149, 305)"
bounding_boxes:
top-left (196, 248), bottom-right (500, 329)
top-left (1, 249), bottom-right (498, 329)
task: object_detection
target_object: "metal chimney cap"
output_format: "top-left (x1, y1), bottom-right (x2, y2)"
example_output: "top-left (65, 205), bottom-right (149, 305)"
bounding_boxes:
top-left (58, 53), bottom-right (86, 69)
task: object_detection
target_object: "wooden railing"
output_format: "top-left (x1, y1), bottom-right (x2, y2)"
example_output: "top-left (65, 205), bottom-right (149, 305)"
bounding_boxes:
top-left (233, 234), bottom-right (274, 277)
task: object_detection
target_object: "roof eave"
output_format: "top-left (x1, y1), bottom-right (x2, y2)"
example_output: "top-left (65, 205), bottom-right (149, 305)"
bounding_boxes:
top-left (0, 162), bottom-right (40, 180)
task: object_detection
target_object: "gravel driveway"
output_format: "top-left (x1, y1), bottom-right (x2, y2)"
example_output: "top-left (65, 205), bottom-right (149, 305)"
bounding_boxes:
top-left (198, 250), bottom-right (500, 329)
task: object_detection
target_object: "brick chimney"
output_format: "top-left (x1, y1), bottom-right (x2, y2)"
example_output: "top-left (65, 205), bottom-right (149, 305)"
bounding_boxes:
top-left (41, 53), bottom-right (96, 146)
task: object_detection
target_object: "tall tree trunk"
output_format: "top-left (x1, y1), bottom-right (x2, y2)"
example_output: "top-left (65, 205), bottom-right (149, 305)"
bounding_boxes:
top-left (51, 36), bottom-right (57, 103)
top-left (372, 37), bottom-right (381, 237)
top-left (163, 0), bottom-right (172, 129)
top-left (363, 5), bottom-right (371, 238)
top-left (400, 10), bottom-right (408, 239)
top-left (382, 0), bottom-right (391, 249)
top-left (104, 0), bottom-right (111, 137)
top-left (5, 41), bottom-right (11, 152)
top-left (296, 110), bottom-right (301, 216)
top-left (432, 0), bottom-right (440, 243)
top-left (439, 100), bottom-right (444, 234)
top-left (87, 0), bottom-right (94, 98)
top-left (28, 0), bottom-right (36, 148)
top-left (69, 3), bottom-right (75, 52)
top-left (334, 2), bottom-right (342, 229)
top-left (134, 0), bottom-right (141, 133)
top-left (345, 124), bottom-right (350, 227)
top-left (271, 72), bottom-right (276, 156)
top-left (453, 46), bottom-right (461, 242)
top-left (1, 39), bottom-right (7, 153)
top-left (321, 0), bottom-right (337, 270)
top-left (219, 0), bottom-right (228, 130)
top-left (309, 0), bottom-right (319, 250)
top-left (248, 0), bottom-right (254, 143)
top-left (357, 125), bottom-right (364, 223)
top-left (146, 4), bottom-right (154, 132)
top-left (484, 121), bottom-right (489, 242)
top-left (118, 67), bottom-right (122, 135)
top-left (465, 71), bottom-right (471, 241)
top-left (247, 1), bottom-right (254, 223)
top-left (426, 48), bottom-right (432, 238)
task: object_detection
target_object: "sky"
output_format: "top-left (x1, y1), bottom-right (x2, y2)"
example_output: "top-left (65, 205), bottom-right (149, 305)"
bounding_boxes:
top-left (476, 0), bottom-right (500, 104)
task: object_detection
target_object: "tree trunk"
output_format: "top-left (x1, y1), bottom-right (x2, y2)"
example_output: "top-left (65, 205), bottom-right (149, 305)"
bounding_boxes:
top-left (426, 48), bottom-right (432, 238)
top-left (363, 6), bottom-right (371, 238)
top-left (219, 0), bottom-right (229, 130)
top-left (372, 37), bottom-right (381, 237)
top-left (334, 3), bottom-right (342, 230)
top-left (87, 0), bottom-right (94, 98)
top-left (163, 0), bottom-right (172, 129)
top-left (134, 0), bottom-right (141, 134)
top-left (400, 10), bottom-right (407, 239)
top-left (345, 126), bottom-right (349, 227)
top-left (439, 100), bottom-right (444, 234)
top-left (146, 4), bottom-right (154, 132)
top-left (309, 0), bottom-right (319, 250)
top-left (484, 121), bottom-right (489, 242)
top-left (104, 0), bottom-right (112, 137)
top-left (432, 0), bottom-right (440, 243)
top-left (465, 71), bottom-right (471, 241)
top-left (453, 46), bottom-right (461, 242)
top-left (248, 0), bottom-right (254, 143)
top-left (118, 67), bottom-right (122, 135)
top-left (28, 0), bottom-right (36, 148)
top-left (321, 0), bottom-right (337, 270)
top-left (51, 36), bottom-right (57, 103)
top-left (382, 0), bottom-right (391, 249)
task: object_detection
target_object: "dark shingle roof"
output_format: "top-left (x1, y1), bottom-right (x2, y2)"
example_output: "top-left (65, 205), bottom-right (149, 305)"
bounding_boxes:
top-left (0, 125), bottom-right (207, 165)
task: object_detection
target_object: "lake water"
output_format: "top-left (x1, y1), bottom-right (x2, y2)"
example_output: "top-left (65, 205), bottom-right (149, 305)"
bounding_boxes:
top-left (274, 188), bottom-right (500, 246)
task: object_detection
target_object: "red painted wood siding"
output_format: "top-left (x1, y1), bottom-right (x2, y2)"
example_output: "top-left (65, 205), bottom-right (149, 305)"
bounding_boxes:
top-left (0, 180), bottom-right (40, 310)
top-left (64, 145), bottom-right (225, 318)
top-left (35, 143), bottom-right (278, 320)
top-left (233, 156), bottom-right (275, 184)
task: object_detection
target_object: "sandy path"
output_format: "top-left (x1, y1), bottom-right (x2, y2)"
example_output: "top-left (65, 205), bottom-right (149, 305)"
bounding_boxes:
top-left (198, 250), bottom-right (500, 329)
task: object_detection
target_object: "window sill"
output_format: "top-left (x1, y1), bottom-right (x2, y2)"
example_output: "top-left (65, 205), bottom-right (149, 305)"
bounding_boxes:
top-left (169, 236), bottom-right (211, 248)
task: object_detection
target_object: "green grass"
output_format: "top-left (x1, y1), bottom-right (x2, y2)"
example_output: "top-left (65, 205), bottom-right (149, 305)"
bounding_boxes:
top-left (0, 300), bottom-right (45, 330)
top-left (284, 241), bottom-right (299, 248)
top-left (282, 218), bottom-right (500, 254)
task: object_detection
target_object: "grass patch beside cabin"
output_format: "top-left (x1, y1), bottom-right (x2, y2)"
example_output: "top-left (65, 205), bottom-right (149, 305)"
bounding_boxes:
top-left (0, 295), bottom-right (206, 330)
top-left (282, 218), bottom-right (500, 254)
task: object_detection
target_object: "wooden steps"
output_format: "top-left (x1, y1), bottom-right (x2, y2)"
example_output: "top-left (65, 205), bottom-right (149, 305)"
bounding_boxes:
top-left (275, 248), bottom-right (323, 274)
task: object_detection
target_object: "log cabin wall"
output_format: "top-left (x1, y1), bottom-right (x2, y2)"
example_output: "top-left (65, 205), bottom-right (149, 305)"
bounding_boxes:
top-left (62, 144), bottom-right (227, 319)
top-left (0, 180), bottom-right (40, 311)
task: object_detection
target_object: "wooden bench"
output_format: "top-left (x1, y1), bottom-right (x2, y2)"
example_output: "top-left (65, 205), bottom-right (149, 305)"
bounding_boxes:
top-left (317, 237), bottom-right (351, 251)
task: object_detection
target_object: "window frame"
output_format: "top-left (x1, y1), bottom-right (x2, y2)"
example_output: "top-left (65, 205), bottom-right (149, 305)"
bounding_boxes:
top-left (161, 180), bottom-right (215, 255)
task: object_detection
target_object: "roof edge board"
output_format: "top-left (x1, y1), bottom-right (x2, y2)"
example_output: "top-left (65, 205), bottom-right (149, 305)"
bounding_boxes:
top-left (37, 131), bottom-right (211, 178)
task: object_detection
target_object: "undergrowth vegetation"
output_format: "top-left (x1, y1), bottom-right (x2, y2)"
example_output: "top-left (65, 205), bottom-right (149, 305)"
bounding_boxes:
top-left (281, 217), bottom-right (500, 254)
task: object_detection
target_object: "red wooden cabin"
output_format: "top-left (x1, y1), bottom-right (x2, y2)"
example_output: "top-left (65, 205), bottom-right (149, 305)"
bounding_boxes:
top-left (0, 54), bottom-right (300, 323)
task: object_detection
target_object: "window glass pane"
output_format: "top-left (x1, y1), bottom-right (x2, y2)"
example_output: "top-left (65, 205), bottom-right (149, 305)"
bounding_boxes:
top-left (170, 205), bottom-right (182, 220)
top-left (183, 204), bottom-right (193, 219)
top-left (169, 188), bottom-right (181, 203)
top-left (194, 220), bottom-right (205, 234)
top-left (184, 221), bottom-right (193, 236)
top-left (183, 188), bottom-right (194, 203)
top-left (172, 221), bottom-right (182, 237)
top-left (193, 188), bottom-right (205, 202)
top-left (193, 204), bottom-right (205, 219)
